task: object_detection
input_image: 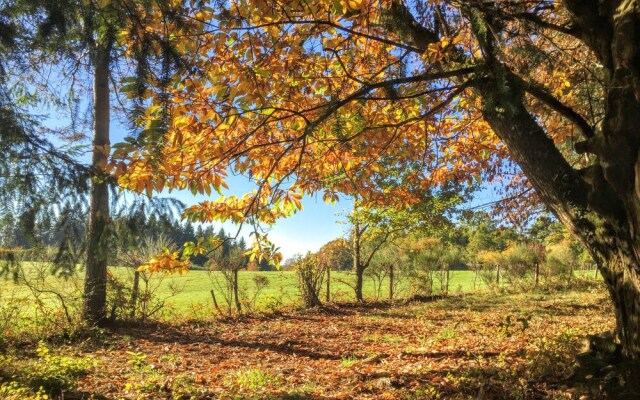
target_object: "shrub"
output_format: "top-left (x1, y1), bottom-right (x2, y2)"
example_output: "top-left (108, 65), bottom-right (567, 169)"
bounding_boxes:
top-left (544, 241), bottom-right (577, 283)
top-left (501, 243), bottom-right (544, 289)
top-left (295, 253), bottom-right (325, 308)
top-left (112, 235), bottom-right (184, 321)
top-left (0, 342), bottom-right (95, 397)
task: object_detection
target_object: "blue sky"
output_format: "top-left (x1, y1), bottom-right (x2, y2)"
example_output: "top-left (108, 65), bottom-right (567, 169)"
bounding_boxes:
top-left (168, 184), bottom-right (353, 260)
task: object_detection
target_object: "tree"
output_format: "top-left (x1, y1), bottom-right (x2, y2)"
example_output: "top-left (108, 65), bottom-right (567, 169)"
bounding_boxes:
top-left (3, 0), bottom-right (200, 323)
top-left (208, 246), bottom-right (248, 314)
top-left (0, 1), bottom-right (90, 276)
top-left (348, 192), bottom-right (458, 301)
top-left (114, 1), bottom-right (640, 358)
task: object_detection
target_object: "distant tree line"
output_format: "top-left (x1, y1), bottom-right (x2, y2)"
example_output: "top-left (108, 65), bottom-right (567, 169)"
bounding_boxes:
top-left (0, 203), bottom-right (274, 270)
top-left (288, 210), bottom-right (596, 306)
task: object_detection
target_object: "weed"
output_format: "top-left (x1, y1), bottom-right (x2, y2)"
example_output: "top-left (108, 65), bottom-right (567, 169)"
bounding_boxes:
top-left (227, 367), bottom-right (280, 390)
top-left (437, 327), bottom-right (459, 340)
top-left (126, 351), bottom-right (148, 368)
top-left (526, 328), bottom-right (581, 380)
top-left (170, 373), bottom-right (199, 399)
top-left (340, 354), bottom-right (359, 367)
top-left (499, 313), bottom-right (532, 337)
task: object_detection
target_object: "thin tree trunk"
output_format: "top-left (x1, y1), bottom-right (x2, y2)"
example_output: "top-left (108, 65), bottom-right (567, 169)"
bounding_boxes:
top-left (233, 268), bottom-right (241, 313)
top-left (473, 267), bottom-right (478, 290)
top-left (326, 266), bottom-right (331, 303)
top-left (496, 265), bottom-right (500, 287)
top-left (445, 268), bottom-right (450, 295)
top-left (355, 265), bottom-right (364, 302)
top-left (83, 40), bottom-right (112, 324)
top-left (389, 264), bottom-right (394, 300)
top-left (534, 262), bottom-right (540, 288)
top-left (129, 270), bottom-right (140, 319)
top-left (353, 217), bottom-right (364, 302)
top-left (210, 289), bottom-right (223, 316)
top-left (569, 262), bottom-right (574, 281)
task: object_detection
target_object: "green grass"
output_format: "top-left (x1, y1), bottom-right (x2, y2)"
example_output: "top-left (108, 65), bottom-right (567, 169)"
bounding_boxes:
top-left (0, 261), bottom-right (601, 320)
top-left (106, 268), bottom-right (494, 315)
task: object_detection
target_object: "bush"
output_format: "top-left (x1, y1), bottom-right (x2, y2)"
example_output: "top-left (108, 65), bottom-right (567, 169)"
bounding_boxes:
top-left (295, 253), bottom-right (325, 308)
top-left (501, 243), bottom-right (544, 289)
top-left (112, 235), bottom-right (184, 321)
top-left (0, 342), bottom-right (95, 397)
top-left (544, 242), bottom-right (577, 283)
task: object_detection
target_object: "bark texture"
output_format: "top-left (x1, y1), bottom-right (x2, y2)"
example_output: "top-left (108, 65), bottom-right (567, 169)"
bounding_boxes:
top-left (381, 0), bottom-right (640, 358)
top-left (83, 40), bottom-right (112, 324)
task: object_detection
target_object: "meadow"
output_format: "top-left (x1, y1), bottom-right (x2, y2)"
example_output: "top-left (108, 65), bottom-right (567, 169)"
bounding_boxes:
top-left (1, 262), bottom-right (599, 318)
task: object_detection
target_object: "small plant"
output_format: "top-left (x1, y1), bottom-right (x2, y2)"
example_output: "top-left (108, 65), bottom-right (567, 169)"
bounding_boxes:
top-left (437, 327), bottom-right (459, 340)
top-left (526, 328), bottom-right (581, 380)
top-left (0, 381), bottom-right (48, 400)
top-left (340, 355), bottom-right (359, 367)
top-left (498, 314), bottom-right (532, 337)
top-left (126, 351), bottom-right (148, 368)
top-left (227, 368), bottom-right (280, 390)
top-left (171, 373), bottom-right (199, 398)
top-left (1, 341), bottom-right (96, 396)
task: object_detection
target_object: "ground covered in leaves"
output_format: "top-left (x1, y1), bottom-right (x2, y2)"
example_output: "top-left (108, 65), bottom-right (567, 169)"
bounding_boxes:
top-left (1, 287), bottom-right (617, 399)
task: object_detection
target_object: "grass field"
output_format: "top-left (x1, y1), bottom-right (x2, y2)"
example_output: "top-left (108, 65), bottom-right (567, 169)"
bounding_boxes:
top-left (1, 261), bottom-right (600, 320)
top-left (107, 267), bottom-right (494, 316)
top-left (1, 264), bottom-right (492, 315)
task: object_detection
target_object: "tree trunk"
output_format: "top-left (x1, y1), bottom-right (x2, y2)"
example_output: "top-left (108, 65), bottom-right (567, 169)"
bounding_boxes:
top-left (353, 217), bottom-right (364, 302)
top-left (389, 264), bottom-right (394, 300)
top-left (326, 266), bottom-right (331, 303)
top-left (83, 40), bottom-right (112, 324)
top-left (496, 264), bottom-right (500, 286)
top-left (233, 268), bottom-right (241, 313)
top-left (534, 263), bottom-right (540, 288)
top-left (473, 267), bottom-right (478, 290)
top-left (210, 289), bottom-right (223, 316)
top-left (129, 270), bottom-right (139, 319)
top-left (569, 262), bottom-right (574, 282)
top-left (355, 265), bottom-right (364, 302)
top-left (445, 268), bottom-right (450, 295)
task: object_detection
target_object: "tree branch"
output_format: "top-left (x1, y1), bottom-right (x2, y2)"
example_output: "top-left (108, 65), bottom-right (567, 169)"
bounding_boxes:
top-left (511, 73), bottom-right (595, 139)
